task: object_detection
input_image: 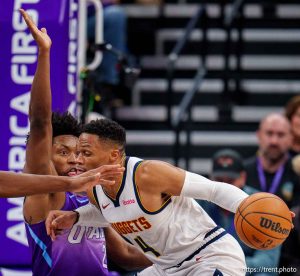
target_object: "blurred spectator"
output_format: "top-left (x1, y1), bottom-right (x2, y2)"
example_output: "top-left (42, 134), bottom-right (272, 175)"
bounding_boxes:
top-left (285, 95), bottom-right (300, 157)
top-left (279, 204), bottom-right (300, 275)
top-left (87, 0), bottom-right (127, 114)
top-left (199, 149), bottom-right (281, 276)
top-left (279, 156), bottom-right (300, 275)
top-left (244, 113), bottom-right (300, 207)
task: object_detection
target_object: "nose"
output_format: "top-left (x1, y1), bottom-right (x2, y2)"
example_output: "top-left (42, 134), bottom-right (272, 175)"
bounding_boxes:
top-left (269, 134), bottom-right (279, 145)
top-left (75, 152), bottom-right (84, 164)
top-left (67, 152), bottom-right (77, 164)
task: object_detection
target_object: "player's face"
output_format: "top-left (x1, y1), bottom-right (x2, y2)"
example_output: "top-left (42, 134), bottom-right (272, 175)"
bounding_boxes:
top-left (78, 133), bottom-right (115, 170)
top-left (257, 118), bottom-right (291, 162)
top-left (291, 106), bottom-right (300, 140)
top-left (52, 135), bottom-right (86, 176)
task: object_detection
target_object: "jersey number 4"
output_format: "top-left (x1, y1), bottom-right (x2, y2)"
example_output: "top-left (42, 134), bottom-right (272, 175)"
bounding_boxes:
top-left (134, 236), bottom-right (161, 257)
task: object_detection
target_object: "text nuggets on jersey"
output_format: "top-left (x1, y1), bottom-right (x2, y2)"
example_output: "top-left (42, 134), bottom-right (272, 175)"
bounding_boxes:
top-left (111, 216), bottom-right (151, 235)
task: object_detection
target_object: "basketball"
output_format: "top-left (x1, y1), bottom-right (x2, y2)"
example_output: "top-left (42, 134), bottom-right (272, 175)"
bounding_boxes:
top-left (234, 192), bottom-right (292, 250)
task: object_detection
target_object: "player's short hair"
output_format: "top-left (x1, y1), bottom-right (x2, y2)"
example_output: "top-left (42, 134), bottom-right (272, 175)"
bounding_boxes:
top-left (285, 95), bottom-right (300, 121)
top-left (52, 112), bottom-right (81, 138)
top-left (82, 118), bottom-right (126, 151)
top-left (26, 112), bottom-right (81, 144)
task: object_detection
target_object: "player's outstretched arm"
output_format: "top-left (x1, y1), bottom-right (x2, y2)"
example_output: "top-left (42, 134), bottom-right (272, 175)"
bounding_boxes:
top-left (0, 171), bottom-right (98, 198)
top-left (20, 8), bottom-right (59, 226)
top-left (136, 160), bottom-right (248, 213)
top-left (20, 8), bottom-right (53, 175)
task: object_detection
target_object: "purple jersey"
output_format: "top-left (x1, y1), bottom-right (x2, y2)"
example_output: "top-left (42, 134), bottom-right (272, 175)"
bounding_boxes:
top-left (25, 192), bottom-right (109, 276)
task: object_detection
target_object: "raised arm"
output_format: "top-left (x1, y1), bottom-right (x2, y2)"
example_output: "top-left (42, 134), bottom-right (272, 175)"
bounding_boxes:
top-left (20, 9), bottom-right (58, 224)
top-left (20, 9), bottom-right (53, 174)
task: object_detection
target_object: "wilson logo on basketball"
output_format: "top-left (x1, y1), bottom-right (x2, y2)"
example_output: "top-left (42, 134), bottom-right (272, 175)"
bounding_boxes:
top-left (259, 217), bottom-right (290, 235)
top-left (123, 199), bottom-right (135, 205)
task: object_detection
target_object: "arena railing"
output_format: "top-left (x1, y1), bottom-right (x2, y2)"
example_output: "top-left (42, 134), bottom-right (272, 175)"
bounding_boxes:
top-left (171, 66), bottom-right (207, 169)
top-left (219, 0), bottom-right (246, 121)
top-left (165, 5), bottom-right (208, 169)
top-left (166, 5), bottom-right (206, 128)
top-left (78, 0), bottom-right (104, 122)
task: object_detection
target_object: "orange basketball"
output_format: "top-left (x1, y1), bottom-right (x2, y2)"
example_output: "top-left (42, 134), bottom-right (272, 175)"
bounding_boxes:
top-left (234, 192), bottom-right (292, 250)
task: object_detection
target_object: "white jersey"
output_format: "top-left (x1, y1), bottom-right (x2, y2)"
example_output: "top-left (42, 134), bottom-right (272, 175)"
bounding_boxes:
top-left (93, 157), bottom-right (231, 269)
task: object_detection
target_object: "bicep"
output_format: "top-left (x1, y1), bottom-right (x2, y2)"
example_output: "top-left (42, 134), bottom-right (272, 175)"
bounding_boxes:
top-left (23, 194), bottom-right (52, 223)
top-left (137, 161), bottom-right (186, 196)
top-left (25, 122), bottom-right (52, 174)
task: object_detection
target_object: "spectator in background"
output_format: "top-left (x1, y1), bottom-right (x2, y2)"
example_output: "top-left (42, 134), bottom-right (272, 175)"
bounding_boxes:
top-left (244, 113), bottom-right (300, 208)
top-left (87, 0), bottom-right (127, 114)
top-left (285, 95), bottom-right (300, 157)
top-left (279, 156), bottom-right (300, 275)
top-left (199, 149), bottom-right (281, 276)
top-left (279, 204), bottom-right (300, 275)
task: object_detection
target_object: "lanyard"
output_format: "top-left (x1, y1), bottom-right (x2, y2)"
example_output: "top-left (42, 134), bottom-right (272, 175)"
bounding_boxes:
top-left (256, 157), bottom-right (285, 194)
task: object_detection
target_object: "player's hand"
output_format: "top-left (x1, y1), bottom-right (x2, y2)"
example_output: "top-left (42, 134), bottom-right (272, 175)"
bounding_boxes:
top-left (67, 173), bottom-right (102, 192)
top-left (46, 210), bottom-right (77, 241)
top-left (67, 164), bottom-right (124, 192)
top-left (19, 9), bottom-right (52, 51)
top-left (291, 211), bottom-right (296, 218)
top-left (77, 164), bottom-right (125, 187)
top-left (291, 211), bottom-right (295, 229)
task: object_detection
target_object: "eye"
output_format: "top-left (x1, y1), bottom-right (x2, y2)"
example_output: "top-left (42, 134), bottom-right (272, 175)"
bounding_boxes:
top-left (60, 150), bottom-right (69, 156)
top-left (266, 130), bottom-right (273, 137)
top-left (83, 151), bottom-right (92, 157)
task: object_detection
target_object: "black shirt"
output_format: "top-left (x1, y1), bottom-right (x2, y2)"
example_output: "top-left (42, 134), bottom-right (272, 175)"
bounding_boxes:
top-left (289, 148), bottom-right (300, 158)
top-left (244, 156), bottom-right (300, 208)
top-left (279, 205), bottom-right (300, 273)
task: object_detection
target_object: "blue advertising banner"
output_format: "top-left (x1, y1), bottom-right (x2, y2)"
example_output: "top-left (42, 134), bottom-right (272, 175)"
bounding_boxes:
top-left (0, 0), bottom-right (79, 268)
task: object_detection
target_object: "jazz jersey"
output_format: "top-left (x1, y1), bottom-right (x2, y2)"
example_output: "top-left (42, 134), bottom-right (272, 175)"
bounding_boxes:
top-left (93, 157), bottom-right (220, 269)
top-left (25, 192), bottom-right (108, 276)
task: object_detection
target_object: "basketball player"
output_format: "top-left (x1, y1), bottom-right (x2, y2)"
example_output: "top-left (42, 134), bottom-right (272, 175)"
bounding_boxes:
top-left (46, 118), bottom-right (249, 276)
top-left (20, 9), bottom-right (151, 275)
top-left (0, 170), bottom-right (106, 197)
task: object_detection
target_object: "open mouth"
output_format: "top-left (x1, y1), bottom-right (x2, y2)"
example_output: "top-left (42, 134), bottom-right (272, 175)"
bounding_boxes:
top-left (67, 168), bottom-right (85, 177)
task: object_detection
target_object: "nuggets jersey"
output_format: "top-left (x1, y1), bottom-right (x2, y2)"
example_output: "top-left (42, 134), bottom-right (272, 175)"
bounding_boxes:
top-left (93, 157), bottom-right (223, 269)
top-left (25, 192), bottom-right (109, 276)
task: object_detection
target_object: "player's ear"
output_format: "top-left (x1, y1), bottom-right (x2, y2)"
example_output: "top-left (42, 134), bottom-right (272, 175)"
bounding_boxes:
top-left (110, 149), bottom-right (121, 163)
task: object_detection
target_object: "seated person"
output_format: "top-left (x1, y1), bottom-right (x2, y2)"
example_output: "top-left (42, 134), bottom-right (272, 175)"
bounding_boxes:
top-left (285, 95), bottom-right (300, 157)
top-left (279, 155), bottom-right (300, 275)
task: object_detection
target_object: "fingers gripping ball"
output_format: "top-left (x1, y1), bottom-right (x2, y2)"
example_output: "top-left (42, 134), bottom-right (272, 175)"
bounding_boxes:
top-left (234, 192), bottom-right (292, 250)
